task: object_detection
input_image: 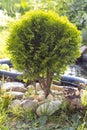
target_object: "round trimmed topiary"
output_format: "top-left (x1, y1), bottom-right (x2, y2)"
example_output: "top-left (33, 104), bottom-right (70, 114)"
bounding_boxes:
top-left (7, 10), bottom-right (81, 98)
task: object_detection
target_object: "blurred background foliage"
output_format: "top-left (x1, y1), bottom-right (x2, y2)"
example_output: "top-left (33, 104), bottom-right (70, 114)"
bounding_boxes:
top-left (0, 0), bottom-right (87, 58)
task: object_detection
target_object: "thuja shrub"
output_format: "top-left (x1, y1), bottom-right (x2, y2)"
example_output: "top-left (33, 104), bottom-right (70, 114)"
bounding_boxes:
top-left (7, 10), bottom-right (81, 98)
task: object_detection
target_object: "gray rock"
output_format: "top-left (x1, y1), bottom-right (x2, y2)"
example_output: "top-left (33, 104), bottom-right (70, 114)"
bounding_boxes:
top-left (20, 99), bottom-right (38, 112)
top-left (6, 91), bottom-right (24, 99)
top-left (27, 83), bottom-right (41, 93)
top-left (9, 99), bottom-right (21, 109)
top-left (51, 84), bottom-right (64, 91)
top-left (36, 100), bottom-right (61, 116)
top-left (36, 83), bottom-right (41, 91)
top-left (2, 82), bottom-right (27, 92)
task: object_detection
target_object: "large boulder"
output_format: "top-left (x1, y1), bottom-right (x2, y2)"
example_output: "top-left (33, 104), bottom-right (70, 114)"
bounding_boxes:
top-left (20, 99), bottom-right (38, 112)
top-left (2, 82), bottom-right (27, 93)
top-left (36, 100), bottom-right (61, 116)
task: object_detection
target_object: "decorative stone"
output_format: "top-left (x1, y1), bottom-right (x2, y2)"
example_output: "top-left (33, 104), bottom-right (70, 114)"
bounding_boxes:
top-left (37, 90), bottom-right (44, 95)
top-left (2, 82), bottom-right (27, 92)
top-left (31, 90), bottom-right (45, 102)
top-left (32, 83), bottom-right (41, 91)
top-left (52, 90), bottom-right (63, 95)
top-left (27, 85), bottom-right (35, 90)
top-left (36, 100), bottom-right (61, 116)
top-left (51, 84), bottom-right (64, 91)
top-left (27, 85), bottom-right (36, 95)
top-left (47, 94), bottom-right (54, 101)
top-left (6, 91), bottom-right (24, 99)
top-left (70, 98), bottom-right (82, 108)
top-left (20, 99), bottom-right (38, 112)
top-left (9, 99), bottom-right (21, 109)
top-left (27, 83), bottom-right (41, 91)
top-left (37, 94), bottom-right (45, 102)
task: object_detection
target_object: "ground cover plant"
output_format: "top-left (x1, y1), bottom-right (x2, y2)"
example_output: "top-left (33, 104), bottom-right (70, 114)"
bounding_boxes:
top-left (0, 87), bottom-right (87, 130)
top-left (7, 10), bottom-right (81, 98)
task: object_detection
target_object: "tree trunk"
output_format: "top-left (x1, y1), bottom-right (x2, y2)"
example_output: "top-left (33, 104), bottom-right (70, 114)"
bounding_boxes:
top-left (38, 69), bottom-right (52, 98)
top-left (44, 70), bottom-right (52, 98)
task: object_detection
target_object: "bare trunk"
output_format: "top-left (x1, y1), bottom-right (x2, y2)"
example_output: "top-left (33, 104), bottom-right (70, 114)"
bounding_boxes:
top-left (38, 69), bottom-right (52, 98)
top-left (44, 83), bottom-right (51, 98)
top-left (44, 70), bottom-right (52, 98)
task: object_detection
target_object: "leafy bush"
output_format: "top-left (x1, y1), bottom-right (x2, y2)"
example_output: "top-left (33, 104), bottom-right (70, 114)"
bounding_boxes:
top-left (7, 10), bottom-right (81, 97)
top-left (0, 29), bottom-right (9, 58)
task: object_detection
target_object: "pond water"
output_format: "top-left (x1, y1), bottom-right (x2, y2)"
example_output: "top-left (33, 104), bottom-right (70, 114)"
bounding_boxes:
top-left (65, 62), bottom-right (87, 79)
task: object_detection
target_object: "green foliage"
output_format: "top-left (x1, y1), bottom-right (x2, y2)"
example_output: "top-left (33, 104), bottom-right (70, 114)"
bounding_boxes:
top-left (37, 116), bottom-right (47, 126)
top-left (81, 89), bottom-right (87, 107)
top-left (8, 105), bottom-right (24, 119)
top-left (0, 0), bottom-right (86, 47)
top-left (29, 0), bottom-right (71, 15)
top-left (0, 91), bottom-right (12, 110)
top-left (0, 125), bottom-right (8, 130)
top-left (19, 0), bottom-right (30, 15)
top-left (62, 0), bottom-right (87, 45)
top-left (47, 100), bottom-right (87, 130)
top-left (7, 10), bottom-right (81, 78)
top-left (7, 10), bottom-right (81, 97)
top-left (0, 29), bottom-right (10, 58)
top-left (0, 42), bottom-right (7, 58)
top-left (1, 0), bottom-right (16, 16)
top-left (0, 0), bottom-right (73, 17)
top-left (0, 91), bottom-right (11, 126)
top-left (0, 0), bottom-right (30, 16)
top-left (0, 109), bottom-right (7, 125)
top-left (66, 0), bottom-right (87, 30)
top-left (82, 27), bottom-right (87, 44)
